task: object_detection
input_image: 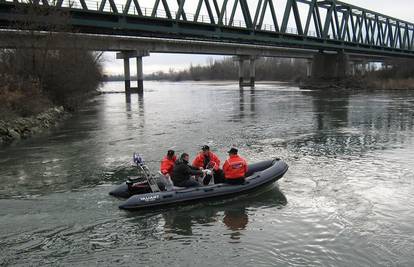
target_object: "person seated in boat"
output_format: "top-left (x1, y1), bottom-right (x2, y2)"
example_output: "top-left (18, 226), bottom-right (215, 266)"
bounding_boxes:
top-left (172, 153), bottom-right (206, 188)
top-left (222, 148), bottom-right (248, 185)
top-left (192, 145), bottom-right (225, 185)
top-left (160, 149), bottom-right (176, 178)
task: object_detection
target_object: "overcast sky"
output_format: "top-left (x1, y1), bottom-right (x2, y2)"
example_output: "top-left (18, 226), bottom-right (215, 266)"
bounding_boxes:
top-left (102, 0), bottom-right (414, 75)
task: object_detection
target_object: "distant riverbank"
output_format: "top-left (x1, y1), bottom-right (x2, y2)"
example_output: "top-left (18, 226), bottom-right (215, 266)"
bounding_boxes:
top-left (104, 56), bottom-right (414, 90)
top-left (300, 77), bottom-right (414, 91)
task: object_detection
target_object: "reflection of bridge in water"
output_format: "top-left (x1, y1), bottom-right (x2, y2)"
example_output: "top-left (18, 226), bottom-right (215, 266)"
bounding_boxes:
top-left (294, 90), bottom-right (414, 156)
top-left (1, 0), bottom-right (414, 91)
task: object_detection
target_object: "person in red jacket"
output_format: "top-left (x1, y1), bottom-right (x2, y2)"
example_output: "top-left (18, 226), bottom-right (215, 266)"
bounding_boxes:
top-left (160, 150), bottom-right (177, 177)
top-left (192, 145), bottom-right (224, 185)
top-left (222, 148), bottom-right (248, 185)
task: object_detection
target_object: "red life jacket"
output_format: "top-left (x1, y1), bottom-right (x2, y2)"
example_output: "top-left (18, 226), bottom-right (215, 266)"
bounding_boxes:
top-left (160, 155), bottom-right (177, 176)
top-left (223, 155), bottom-right (248, 179)
top-left (192, 151), bottom-right (221, 170)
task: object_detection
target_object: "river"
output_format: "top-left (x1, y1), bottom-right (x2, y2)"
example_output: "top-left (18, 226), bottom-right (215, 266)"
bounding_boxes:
top-left (1, 81), bottom-right (414, 266)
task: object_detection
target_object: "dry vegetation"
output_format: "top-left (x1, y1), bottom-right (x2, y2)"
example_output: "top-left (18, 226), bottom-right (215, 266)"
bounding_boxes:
top-left (365, 59), bottom-right (414, 90)
top-left (0, 3), bottom-right (103, 121)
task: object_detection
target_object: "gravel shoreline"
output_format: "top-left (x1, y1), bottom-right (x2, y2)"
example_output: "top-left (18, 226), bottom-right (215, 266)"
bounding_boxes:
top-left (0, 106), bottom-right (69, 146)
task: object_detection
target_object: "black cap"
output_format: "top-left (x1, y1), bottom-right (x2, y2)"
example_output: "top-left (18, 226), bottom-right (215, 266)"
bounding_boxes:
top-left (167, 150), bottom-right (175, 156)
top-left (227, 147), bottom-right (238, 154)
top-left (202, 145), bottom-right (210, 151)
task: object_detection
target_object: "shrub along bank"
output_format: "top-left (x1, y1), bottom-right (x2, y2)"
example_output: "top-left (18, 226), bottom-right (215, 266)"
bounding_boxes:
top-left (0, 48), bottom-right (103, 146)
top-left (0, 4), bottom-right (103, 146)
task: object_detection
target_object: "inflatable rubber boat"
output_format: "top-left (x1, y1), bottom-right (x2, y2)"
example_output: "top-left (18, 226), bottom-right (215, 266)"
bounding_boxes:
top-left (112, 158), bottom-right (288, 211)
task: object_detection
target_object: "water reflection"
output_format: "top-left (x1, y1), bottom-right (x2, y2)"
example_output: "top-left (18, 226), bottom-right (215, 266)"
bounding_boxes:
top-left (137, 92), bottom-right (144, 118)
top-left (290, 89), bottom-right (414, 156)
top-left (125, 93), bottom-right (144, 117)
top-left (232, 88), bottom-right (257, 122)
top-left (223, 207), bottom-right (248, 240)
top-left (163, 208), bottom-right (218, 236)
top-left (307, 90), bottom-right (350, 130)
top-left (159, 186), bottom-right (287, 239)
top-left (250, 88), bottom-right (256, 113)
top-left (125, 93), bottom-right (132, 120)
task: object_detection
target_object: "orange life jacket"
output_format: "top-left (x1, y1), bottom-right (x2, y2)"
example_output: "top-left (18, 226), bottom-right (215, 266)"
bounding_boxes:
top-left (192, 151), bottom-right (221, 171)
top-left (160, 155), bottom-right (177, 176)
top-left (223, 154), bottom-right (248, 179)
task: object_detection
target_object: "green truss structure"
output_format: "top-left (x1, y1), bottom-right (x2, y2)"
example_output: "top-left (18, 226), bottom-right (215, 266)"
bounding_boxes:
top-left (0, 0), bottom-right (413, 57)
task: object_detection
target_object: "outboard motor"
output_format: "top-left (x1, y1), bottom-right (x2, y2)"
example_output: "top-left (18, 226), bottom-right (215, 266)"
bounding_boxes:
top-left (126, 177), bottom-right (138, 191)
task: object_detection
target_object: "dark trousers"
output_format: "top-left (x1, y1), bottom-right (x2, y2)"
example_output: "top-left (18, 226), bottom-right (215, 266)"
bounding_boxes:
top-left (176, 179), bottom-right (200, 188)
top-left (224, 178), bottom-right (245, 185)
top-left (203, 169), bottom-right (225, 185)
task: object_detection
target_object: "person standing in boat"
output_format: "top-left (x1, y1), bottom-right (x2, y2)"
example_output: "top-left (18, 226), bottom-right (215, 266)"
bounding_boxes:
top-left (222, 148), bottom-right (248, 185)
top-left (192, 145), bottom-right (224, 185)
top-left (160, 149), bottom-right (176, 177)
top-left (172, 153), bottom-right (206, 188)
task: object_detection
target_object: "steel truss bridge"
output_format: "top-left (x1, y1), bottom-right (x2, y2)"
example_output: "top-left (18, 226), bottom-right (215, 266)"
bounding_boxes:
top-left (0, 0), bottom-right (413, 57)
top-left (1, 0), bottom-right (413, 90)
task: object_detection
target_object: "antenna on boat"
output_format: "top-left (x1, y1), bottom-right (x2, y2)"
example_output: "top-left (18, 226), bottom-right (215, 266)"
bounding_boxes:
top-left (132, 152), bottom-right (160, 193)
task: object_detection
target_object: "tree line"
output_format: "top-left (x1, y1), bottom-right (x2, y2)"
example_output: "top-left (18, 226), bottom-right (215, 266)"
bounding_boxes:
top-left (148, 57), bottom-right (308, 81)
top-left (103, 57), bottom-right (308, 82)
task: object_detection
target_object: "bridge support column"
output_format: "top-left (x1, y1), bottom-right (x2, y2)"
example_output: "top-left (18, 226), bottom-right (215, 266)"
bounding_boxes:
top-left (136, 56), bottom-right (144, 92)
top-left (235, 56), bottom-right (256, 88)
top-left (123, 57), bottom-right (131, 92)
top-left (117, 50), bottom-right (149, 93)
top-left (311, 52), bottom-right (349, 80)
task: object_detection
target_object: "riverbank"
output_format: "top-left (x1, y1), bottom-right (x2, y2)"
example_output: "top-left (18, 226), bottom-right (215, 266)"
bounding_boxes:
top-left (1, 47), bottom-right (103, 147)
top-left (0, 106), bottom-right (69, 146)
top-left (300, 77), bottom-right (414, 90)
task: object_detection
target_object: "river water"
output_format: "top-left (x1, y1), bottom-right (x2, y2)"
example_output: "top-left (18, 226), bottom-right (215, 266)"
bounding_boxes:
top-left (1, 81), bottom-right (414, 266)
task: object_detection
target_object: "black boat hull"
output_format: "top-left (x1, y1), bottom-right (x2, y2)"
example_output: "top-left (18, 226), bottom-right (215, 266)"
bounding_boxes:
top-left (116, 159), bottom-right (288, 210)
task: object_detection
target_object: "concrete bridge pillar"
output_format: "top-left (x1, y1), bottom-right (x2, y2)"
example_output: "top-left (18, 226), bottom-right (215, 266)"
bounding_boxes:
top-left (236, 56), bottom-right (256, 88)
top-left (136, 56), bottom-right (144, 92)
top-left (117, 50), bottom-right (149, 93)
top-left (311, 52), bottom-right (349, 80)
top-left (123, 57), bottom-right (131, 91)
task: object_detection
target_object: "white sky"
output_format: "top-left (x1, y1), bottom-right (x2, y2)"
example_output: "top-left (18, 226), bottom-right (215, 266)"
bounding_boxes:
top-left (102, 0), bottom-right (414, 75)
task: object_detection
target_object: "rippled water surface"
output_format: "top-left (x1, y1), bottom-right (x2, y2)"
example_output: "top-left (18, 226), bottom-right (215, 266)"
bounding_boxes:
top-left (1, 81), bottom-right (414, 266)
